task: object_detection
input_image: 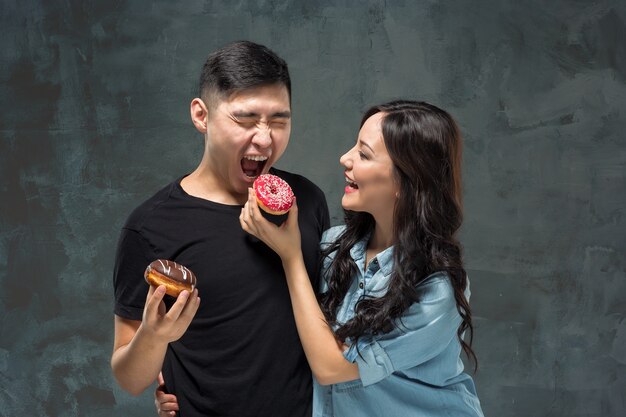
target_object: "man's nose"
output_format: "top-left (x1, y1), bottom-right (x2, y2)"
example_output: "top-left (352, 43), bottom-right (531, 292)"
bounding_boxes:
top-left (252, 126), bottom-right (272, 148)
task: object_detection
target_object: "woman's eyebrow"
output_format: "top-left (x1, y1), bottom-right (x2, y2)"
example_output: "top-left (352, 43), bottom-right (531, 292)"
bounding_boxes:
top-left (359, 139), bottom-right (375, 154)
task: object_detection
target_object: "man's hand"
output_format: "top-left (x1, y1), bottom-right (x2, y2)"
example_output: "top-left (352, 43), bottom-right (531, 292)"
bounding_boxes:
top-left (111, 285), bottom-right (200, 395)
top-left (141, 284), bottom-right (200, 343)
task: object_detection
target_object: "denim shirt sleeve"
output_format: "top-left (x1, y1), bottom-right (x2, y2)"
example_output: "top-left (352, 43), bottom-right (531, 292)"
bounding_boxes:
top-left (343, 273), bottom-right (463, 387)
top-left (318, 226), bottom-right (345, 294)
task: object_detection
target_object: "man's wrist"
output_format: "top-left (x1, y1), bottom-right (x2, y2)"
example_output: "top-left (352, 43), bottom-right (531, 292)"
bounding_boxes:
top-left (136, 322), bottom-right (168, 346)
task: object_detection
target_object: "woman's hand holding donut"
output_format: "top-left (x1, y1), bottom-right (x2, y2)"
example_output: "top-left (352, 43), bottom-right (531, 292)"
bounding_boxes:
top-left (240, 188), bottom-right (302, 263)
top-left (140, 284), bottom-right (200, 344)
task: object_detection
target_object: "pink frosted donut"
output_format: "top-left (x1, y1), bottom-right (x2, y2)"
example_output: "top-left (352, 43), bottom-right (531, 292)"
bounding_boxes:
top-left (253, 174), bottom-right (294, 215)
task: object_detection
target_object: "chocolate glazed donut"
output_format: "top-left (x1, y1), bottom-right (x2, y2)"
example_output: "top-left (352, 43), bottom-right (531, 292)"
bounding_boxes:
top-left (144, 259), bottom-right (197, 297)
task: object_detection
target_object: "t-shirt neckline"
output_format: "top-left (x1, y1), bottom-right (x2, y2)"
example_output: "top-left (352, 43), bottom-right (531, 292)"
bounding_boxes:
top-left (174, 174), bottom-right (245, 212)
top-left (173, 169), bottom-right (280, 212)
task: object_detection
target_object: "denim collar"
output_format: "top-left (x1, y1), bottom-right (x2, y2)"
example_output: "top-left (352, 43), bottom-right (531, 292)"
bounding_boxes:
top-left (349, 233), bottom-right (394, 277)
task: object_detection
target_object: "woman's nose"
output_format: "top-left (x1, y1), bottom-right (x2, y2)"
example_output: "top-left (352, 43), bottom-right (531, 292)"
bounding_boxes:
top-left (339, 149), bottom-right (351, 168)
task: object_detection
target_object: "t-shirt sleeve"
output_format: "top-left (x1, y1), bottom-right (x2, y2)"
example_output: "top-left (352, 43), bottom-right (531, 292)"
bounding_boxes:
top-left (315, 186), bottom-right (330, 236)
top-left (113, 227), bottom-right (155, 320)
top-left (342, 274), bottom-right (462, 387)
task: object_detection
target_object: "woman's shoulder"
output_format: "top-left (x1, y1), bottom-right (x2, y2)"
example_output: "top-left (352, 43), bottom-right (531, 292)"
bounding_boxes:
top-left (415, 271), bottom-right (455, 302)
top-left (320, 225), bottom-right (345, 247)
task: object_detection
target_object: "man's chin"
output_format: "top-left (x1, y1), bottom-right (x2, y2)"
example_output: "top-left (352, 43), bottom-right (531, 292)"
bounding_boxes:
top-left (234, 174), bottom-right (255, 193)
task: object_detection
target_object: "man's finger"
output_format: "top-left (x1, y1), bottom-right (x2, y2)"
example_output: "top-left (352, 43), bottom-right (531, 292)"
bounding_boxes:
top-left (179, 290), bottom-right (200, 323)
top-left (147, 283), bottom-right (156, 300)
top-left (145, 285), bottom-right (166, 317)
top-left (164, 290), bottom-right (190, 322)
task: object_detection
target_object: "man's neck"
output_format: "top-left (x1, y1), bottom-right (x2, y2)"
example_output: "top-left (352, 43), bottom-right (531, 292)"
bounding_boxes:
top-left (180, 168), bottom-right (247, 205)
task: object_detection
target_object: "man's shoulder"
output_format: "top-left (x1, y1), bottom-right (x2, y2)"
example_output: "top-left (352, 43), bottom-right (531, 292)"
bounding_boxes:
top-left (123, 178), bottom-right (180, 231)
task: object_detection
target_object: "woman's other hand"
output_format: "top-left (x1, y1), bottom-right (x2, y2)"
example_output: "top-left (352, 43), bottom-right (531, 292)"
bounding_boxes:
top-left (154, 372), bottom-right (179, 416)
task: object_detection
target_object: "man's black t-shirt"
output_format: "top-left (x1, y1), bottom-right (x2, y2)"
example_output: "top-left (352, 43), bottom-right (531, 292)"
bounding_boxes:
top-left (113, 169), bottom-right (330, 417)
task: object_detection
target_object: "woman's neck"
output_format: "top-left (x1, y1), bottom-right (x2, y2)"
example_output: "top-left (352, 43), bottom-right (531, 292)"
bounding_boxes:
top-left (368, 221), bottom-right (393, 253)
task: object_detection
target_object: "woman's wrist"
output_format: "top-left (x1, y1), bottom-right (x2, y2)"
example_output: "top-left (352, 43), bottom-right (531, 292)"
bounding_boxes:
top-left (281, 253), bottom-right (305, 273)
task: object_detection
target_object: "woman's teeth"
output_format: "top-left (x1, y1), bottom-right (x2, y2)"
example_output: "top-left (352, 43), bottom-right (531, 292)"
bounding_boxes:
top-left (346, 178), bottom-right (358, 189)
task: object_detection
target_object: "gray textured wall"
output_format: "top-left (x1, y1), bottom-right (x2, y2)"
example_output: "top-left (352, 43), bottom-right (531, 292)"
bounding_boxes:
top-left (1, 1), bottom-right (624, 416)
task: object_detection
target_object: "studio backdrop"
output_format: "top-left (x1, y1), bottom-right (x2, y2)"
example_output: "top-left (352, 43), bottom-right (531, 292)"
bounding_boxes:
top-left (1, 1), bottom-right (624, 416)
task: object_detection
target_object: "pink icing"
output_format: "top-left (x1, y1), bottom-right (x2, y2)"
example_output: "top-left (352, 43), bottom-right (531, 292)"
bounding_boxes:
top-left (253, 174), bottom-right (294, 213)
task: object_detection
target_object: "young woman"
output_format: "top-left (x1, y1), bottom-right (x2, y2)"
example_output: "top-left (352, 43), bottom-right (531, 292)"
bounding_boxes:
top-left (156, 100), bottom-right (484, 416)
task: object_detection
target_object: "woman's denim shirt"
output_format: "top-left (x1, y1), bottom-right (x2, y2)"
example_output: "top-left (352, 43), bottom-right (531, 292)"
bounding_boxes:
top-left (313, 226), bottom-right (483, 417)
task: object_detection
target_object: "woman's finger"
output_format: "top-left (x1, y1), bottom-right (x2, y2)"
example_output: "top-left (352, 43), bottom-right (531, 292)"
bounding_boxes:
top-left (158, 399), bottom-right (180, 412)
top-left (239, 208), bottom-right (256, 237)
top-left (247, 189), bottom-right (256, 219)
top-left (285, 197), bottom-right (299, 228)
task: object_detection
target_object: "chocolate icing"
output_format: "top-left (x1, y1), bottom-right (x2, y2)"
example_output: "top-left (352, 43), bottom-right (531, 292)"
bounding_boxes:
top-left (145, 259), bottom-right (197, 286)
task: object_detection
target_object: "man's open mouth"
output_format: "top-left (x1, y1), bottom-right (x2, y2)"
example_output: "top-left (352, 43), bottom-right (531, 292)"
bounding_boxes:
top-left (241, 155), bottom-right (268, 178)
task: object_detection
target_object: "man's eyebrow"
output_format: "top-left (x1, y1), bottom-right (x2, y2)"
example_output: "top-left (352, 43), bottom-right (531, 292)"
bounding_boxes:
top-left (232, 111), bottom-right (291, 118)
top-left (232, 111), bottom-right (259, 118)
top-left (359, 139), bottom-right (375, 154)
top-left (272, 111), bottom-right (291, 118)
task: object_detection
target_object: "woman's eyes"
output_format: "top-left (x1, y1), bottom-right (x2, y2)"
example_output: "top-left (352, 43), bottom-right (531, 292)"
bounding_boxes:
top-left (358, 151), bottom-right (369, 160)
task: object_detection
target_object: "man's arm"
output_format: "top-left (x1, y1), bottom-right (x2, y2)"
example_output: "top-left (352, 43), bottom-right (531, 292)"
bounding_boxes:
top-left (111, 285), bottom-right (200, 396)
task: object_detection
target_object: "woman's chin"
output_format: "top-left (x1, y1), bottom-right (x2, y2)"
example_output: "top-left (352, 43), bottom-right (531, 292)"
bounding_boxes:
top-left (341, 197), bottom-right (359, 212)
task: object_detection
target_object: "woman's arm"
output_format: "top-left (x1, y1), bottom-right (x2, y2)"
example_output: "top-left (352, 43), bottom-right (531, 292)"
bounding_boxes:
top-left (240, 190), bottom-right (358, 385)
top-left (281, 254), bottom-right (359, 385)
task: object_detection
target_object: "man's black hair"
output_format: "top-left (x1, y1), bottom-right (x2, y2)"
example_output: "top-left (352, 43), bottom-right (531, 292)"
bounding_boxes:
top-left (199, 41), bottom-right (291, 106)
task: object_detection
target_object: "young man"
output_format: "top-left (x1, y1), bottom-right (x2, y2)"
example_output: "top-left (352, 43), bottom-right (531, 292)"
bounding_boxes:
top-left (112, 41), bottom-right (330, 417)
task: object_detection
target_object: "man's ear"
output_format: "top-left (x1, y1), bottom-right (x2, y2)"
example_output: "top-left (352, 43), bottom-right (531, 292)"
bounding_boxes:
top-left (190, 98), bottom-right (208, 133)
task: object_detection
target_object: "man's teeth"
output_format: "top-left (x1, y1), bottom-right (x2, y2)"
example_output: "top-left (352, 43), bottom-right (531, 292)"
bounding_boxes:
top-left (244, 155), bottom-right (268, 162)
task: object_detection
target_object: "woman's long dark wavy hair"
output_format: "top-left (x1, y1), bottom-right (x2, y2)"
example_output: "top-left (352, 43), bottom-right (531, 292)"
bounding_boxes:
top-left (319, 100), bottom-right (477, 369)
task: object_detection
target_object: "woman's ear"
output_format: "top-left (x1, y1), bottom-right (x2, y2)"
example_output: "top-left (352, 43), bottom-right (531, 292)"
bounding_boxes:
top-left (190, 98), bottom-right (208, 133)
